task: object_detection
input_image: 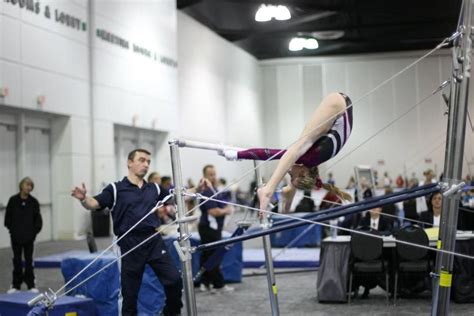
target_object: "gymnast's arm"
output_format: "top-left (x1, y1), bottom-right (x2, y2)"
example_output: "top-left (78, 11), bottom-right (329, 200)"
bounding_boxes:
top-left (258, 93), bottom-right (347, 209)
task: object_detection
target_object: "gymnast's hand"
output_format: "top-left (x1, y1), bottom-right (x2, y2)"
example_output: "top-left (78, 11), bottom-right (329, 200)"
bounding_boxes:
top-left (220, 149), bottom-right (239, 161)
top-left (257, 186), bottom-right (272, 219)
top-left (71, 183), bottom-right (87, 201)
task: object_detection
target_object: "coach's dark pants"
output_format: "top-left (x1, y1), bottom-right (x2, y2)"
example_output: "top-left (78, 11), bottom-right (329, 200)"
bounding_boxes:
top-left (120, 234), bottom-right (182, 316)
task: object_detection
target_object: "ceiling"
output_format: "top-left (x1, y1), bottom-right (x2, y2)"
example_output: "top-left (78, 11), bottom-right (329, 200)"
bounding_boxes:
top-left (177, 0), bottom-right (463, 60)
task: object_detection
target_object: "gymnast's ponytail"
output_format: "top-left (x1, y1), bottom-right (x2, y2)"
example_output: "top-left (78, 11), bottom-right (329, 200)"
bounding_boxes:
top-left (321, 182), bottom-right (352, 202)
top-left (293, 166), bottom-right (352, 202)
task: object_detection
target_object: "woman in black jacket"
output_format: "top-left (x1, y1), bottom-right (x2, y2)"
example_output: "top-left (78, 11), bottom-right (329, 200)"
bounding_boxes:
top-left (420, 192), bottom-right (442, 228)
top-left (4, 177), bottom-right (42, 293)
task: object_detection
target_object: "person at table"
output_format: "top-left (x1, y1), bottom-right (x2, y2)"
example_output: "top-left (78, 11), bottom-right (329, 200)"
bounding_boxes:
top-left (359, 207), bottom-right (393, 235)
top-left (420, 192), bottom-right (442, 228)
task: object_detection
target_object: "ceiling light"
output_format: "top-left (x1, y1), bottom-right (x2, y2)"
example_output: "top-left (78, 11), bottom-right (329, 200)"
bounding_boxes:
top-left (274, 5), bottom-right (291, 21)
top-left (255, 4), bottom-right (291, 22)
top-left (289, 38), bottom-right (305, 51)
top-left (255, 5), bottom-right (271, 22)
top-left (305, 38), bottom-right (319, 49)
top-left (289, 37), bottom-right (319, 51)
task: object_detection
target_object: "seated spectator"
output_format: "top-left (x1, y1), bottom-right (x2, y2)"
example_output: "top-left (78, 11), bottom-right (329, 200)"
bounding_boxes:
top-left (420, 192), bottom-right (442, 228)
top-left (403, 199), bottom-right (420, 224)
top-left (382, 188), bottom-right (399, 231)
top-left (359, 207), bottom-right (393, 235)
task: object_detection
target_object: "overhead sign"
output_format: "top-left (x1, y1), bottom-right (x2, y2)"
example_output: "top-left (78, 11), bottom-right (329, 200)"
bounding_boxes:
top-left (4, 0), bottom-right (178, 68)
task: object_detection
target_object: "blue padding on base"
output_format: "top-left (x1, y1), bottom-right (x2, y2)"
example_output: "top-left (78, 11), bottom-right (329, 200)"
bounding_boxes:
top-left (36, 234), bottom-right (243, 283)
top-left (56, 233), bottom-right (242, 315)
top-left (62, 253), bottom-right (120, 316)
top-left (243, 248), bottom-right (320, 268)
top-left (35, 250), bottom-right (94, 268)
top-left (0, 292), bottom-right (95, 316)
top-left (62, 253), bottom-right (165, 315)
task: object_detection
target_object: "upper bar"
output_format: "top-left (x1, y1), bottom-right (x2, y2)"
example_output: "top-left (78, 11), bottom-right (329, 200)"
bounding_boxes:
top-left (175, 138), bottom-right (241, 152)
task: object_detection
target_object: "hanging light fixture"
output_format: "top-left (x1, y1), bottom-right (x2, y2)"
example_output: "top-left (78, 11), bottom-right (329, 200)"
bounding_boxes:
top-left (274, 5), bottom-right (291, 21)
top-left (255, 4), bottom-right (291, 22)
top-left (289, 37), bottom-right (319, 51)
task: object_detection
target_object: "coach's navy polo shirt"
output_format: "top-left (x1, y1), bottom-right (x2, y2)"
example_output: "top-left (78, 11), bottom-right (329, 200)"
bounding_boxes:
top-left (94, 177), bottom-right (161, 237)
top-left (199, 189), bottom-right (226, 231)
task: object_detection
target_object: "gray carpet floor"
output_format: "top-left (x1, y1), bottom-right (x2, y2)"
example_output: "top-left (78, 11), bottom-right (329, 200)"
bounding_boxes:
top-left (1, 236), bottom-right (473, 315)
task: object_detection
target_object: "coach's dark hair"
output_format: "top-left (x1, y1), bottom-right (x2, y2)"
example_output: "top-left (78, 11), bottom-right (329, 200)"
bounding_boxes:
top-left (128, 148), bottom-right (151, 161)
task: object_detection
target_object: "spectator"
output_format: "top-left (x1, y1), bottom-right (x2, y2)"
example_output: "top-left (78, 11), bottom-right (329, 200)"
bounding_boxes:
top-left (4, 177), bottom-right (42, 293)
top-left (395, 174), bottom-right (405, 188)
top-left (359, 207), bottom-right (393, 235)
top-left (420, 192), bottom-right (442, 228)
top-left (147, 171), bottom-right (161, 185)
top-left (382, 188), bottom-right (399, 231)
top-left (383, 172), bottom-right (392, 188)
top-left (327, 172), bottom-right (336, 186)
top-left (198, 165), bottom-right (234, 293)
top-left (346, 176), bottom-right (356, 190)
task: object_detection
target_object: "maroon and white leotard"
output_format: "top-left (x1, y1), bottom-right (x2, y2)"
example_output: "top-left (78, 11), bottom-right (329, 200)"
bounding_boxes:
top-left (237, 93), bottom-right (353, 167)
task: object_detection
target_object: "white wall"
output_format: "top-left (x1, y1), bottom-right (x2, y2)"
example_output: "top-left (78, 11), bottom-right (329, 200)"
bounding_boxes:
top-left (0, 2), bottom-right (264, 241)
top-left (91, 0), bottom-right (178, 193)
top-left (260, 51), bottom-right (474, 186)
top-left (177, 12), bottom-right (264, 190)
top-left (1, 0), bottom-right (179, 239)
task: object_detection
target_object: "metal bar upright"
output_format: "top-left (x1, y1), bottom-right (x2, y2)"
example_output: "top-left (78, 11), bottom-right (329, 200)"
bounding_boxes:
top-left (433, 1), bottom-right (472, 314)
top-left (169, 139), bottom-right (198, 316)
top-left (254, 161), bottom-right (280, 316)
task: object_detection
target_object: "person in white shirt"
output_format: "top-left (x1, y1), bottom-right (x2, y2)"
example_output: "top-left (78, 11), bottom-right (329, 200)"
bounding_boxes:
top-left (420, 192), bottom-right (442, 228)
top-left (359, 207), bottom-right (392, 234)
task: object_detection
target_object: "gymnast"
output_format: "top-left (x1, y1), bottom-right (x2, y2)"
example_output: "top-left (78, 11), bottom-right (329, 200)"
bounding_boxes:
top-left (221, 92), bottom-right (353, 211)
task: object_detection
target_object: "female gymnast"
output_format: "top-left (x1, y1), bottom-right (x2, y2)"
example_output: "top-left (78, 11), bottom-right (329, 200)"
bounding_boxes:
top-left (222, 92), bottom-right (353, 212)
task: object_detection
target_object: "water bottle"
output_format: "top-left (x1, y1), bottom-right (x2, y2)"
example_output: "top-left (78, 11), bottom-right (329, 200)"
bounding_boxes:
top-left (329, 219), bottom-right (338, 239)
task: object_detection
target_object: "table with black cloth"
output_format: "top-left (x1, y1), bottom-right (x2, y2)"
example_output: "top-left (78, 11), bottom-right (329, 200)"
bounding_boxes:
top-left (317, 232), bottom-right (474, 303)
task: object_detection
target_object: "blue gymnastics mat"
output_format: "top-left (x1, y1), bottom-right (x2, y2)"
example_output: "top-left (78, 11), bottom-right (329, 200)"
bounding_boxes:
top-left (0, 292), bottom-right (95, 316)
top-left (243, 248), bottom-right (320, 268)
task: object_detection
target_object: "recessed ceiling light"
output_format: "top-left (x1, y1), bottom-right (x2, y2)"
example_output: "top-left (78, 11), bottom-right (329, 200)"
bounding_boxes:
top-left (289, 37), bottom-right (319, 51)
top-left (255, 4), bottom-right (291, 22)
